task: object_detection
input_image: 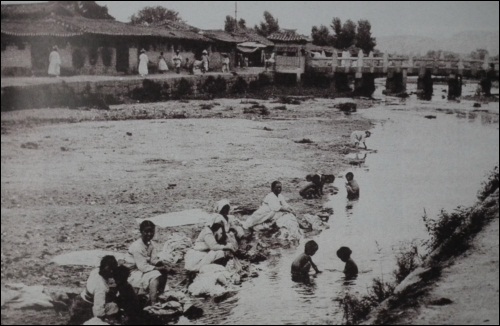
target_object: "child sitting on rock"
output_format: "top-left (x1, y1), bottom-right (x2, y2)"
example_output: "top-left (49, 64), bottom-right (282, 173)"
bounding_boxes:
top-left (336, 246), bottom-right (358, 278)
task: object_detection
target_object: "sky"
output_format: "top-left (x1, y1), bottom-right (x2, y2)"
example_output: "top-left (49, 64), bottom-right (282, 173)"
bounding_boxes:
top-left (2, 1), bottom-right (499, 38)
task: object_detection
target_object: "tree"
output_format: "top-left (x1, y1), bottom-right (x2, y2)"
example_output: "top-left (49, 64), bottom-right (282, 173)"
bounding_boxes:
top-left (330, 18), bottom-right (356, 49)
top-left (130, 6), bottom-right (181, 25)
top-left (339, 20), bottom-right (357, 49)
top-left (311, 25), bottom-right (334, 46)
top-left (356, 20), bottom-right (376, 53)
top-left (470, 48), bottom-right (489, 60)
top-left (224, 16), bottom-right (247, 32)
top-left (68, 1), bottom-right (114, 19)
top-left (254, 11), bottom-right (280, 37)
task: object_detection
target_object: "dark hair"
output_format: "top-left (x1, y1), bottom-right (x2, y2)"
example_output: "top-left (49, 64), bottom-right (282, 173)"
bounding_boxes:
top-left (271, 181), bottom-right (281, 190)
top-left (305, 240), bottom-right (319, 255)
top-left (311, 174), bottom-right (321, 185)
top-left (336, 246), bottom-right (352, 261)
top-left (140, 220), bottom-right (155, 232)
top-left (210, 222), bottom-right (227, 244)
top-left (99, 255), bottom-right (118, 273)
top-left (220, 204), bottom-right (230, 216)
top-left (345, 172), bottom-right (354, 180)
top-left (210, 222), bottom-right (224, 233)
top-left (114, 265), bottom-right (131, 283)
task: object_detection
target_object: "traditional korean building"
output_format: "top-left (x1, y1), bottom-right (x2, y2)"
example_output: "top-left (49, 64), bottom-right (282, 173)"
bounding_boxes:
top-left (1, 2), bottom-right (212, 76)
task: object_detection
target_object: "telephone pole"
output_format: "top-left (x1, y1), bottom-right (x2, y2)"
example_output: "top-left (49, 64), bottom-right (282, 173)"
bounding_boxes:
top-left (234, 1), bottom-right (238, 32)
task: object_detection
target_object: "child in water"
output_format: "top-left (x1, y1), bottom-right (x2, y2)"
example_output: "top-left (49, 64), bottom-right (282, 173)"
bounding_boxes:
top-left (291, 240), bottom-right (321, 281)
top-left (336, 246), bottom-right (358, 278)
top-left (345, 172), bottom-right (360, 200)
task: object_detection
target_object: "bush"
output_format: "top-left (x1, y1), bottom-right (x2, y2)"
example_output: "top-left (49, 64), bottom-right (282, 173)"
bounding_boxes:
top-left (393, 243), bottom-right (421, 283)
top-left (369, 278), bottom-right (395, 303)
top-left (339, 278), bottom-right (395, 325)
top-left (174, 78), bottom-right (193, 99)
top-left (478, 166), bottom-right (499, 201)
top-left (249, 73), bottom-right (272, 91)
top-left (231, 77), bottom-right (248, 94)
top-left (423, 206), bottom-right (470, 252)
top-left (130, 79), bottom-right (169, 103)
top-left (203, 76), bottom-right (227, 96)
top-left (339, 292), bottom-right (374, 325)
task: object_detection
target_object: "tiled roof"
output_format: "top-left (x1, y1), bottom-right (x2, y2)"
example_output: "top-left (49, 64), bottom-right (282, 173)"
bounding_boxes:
top-left (1, 2), bottom-right (75, 19)
top-left (1, 15), bottom-right (211, 41)
top-left (1, 18), bottom-right (82, 37)
top-left (202, 30), bottom-right (248, 43)
top-left (152, 19), bottom-right (199, 32)
top-left (243, 30), bottom-right (274, 46)
top-left (202, 29), bottom-right (274, 46)
top-left (1, 2), bottom-right (210, 41)
top-left (268, 31), bottom-right (308, 43)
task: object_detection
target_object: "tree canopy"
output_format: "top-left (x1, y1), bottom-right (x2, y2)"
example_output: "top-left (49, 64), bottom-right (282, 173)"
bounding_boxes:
top-left (65, 1), bottom-right (114, 20)
top-left (311, 17), bottom-right (377, 53)
top-left (130, 6), bottom-right (182, 25)
top-left (254, 11), bottom-right (280, 37)
top-left (224, 16), bottom-right (247, 32)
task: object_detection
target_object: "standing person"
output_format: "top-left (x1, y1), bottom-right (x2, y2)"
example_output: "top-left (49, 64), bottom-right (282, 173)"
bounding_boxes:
top-left (128, 221), bottom-right (170, 305)
top-left (221, 53), bottom-right (230, 73)
top-left (68, 256), bottom-right (119, 325)
top-left (48, 45), bottom-right (61, 77)
top-left (172, 49), bottom-right (183, 74)
top-left (201, 50), bottom-right (209, 73)
top-left (138, 49), bottom-right (149, 77)
top-left (158, 51), bottom-right (168, 73)
top-left (350, 130), bottom-right (371, 149)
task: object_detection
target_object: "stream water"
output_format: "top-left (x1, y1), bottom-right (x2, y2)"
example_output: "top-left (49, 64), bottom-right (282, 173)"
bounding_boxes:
top-left (178, 80), bottom-right (499, 325)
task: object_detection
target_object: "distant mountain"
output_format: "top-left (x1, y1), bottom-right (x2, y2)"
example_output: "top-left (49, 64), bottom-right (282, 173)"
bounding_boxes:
top-left (376, 31), bottom-right (499, 56)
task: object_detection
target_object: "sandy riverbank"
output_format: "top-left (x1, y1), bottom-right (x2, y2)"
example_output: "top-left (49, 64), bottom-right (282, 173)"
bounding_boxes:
top-left (1, 97), bottom-right (372, 324)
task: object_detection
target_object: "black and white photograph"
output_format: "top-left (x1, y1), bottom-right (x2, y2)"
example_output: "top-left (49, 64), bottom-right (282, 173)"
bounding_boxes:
top-left (1, 1), bottom-right (499, 325)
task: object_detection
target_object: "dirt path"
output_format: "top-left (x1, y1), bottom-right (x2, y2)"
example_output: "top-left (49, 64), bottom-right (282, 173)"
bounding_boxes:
top-left (402, 218), bottom-right (499, 325)
top-left (0, 68), bottom-right (265, 88)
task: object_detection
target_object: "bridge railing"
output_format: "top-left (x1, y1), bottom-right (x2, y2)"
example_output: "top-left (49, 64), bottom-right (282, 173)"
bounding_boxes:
top-left (307, 51), bottom-right (499, 75)
top-left (275, 56), bottom-right (306, 72)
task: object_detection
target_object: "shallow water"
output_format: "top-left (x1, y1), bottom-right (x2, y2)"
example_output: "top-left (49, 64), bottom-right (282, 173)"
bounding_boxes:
top-left (180, 81), bottom-right (499, 325)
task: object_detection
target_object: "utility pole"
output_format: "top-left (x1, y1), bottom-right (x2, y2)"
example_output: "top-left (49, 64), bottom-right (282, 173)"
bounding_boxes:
top-left (234, 1), bottom-right (238, 32)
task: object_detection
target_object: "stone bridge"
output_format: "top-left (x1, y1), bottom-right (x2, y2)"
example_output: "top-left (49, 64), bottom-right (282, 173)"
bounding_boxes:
top-left (275, 52), bottom-right (499, 98)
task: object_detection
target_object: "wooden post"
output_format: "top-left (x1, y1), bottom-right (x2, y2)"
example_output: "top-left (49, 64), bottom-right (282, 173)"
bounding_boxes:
top-left (445, 59), bottom-right (452, 74)
top-left (331, 51), bottom-right (338, 74)
top-left (402, 68), bottom-right (407, 91)
top-left (343, 51), bottom-right (350, 73)
top-left (368, 51), bottom-right (374, 73)
top-left (383, 53), bottom-right (389, 73)
top-left (458, 56), bottom-right (464, 75)
top-left (408, 56), bottom-right (414, 74)
top-left (482, 54), bottom-right (490, 71)
top-left (357, 51), bottom-right (363, 74)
